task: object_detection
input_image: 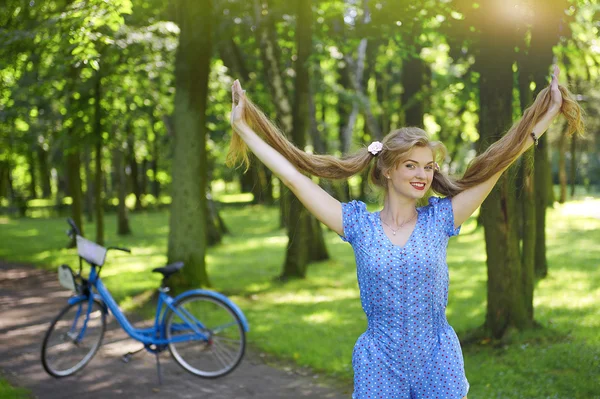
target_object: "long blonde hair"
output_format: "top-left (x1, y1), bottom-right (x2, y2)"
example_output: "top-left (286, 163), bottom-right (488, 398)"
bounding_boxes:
top-left (227, 85), bottom-right (583, 197)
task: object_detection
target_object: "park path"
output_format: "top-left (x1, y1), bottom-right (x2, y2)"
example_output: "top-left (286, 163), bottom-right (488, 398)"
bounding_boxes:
top-left (0, 260), bottom-right (351, 399)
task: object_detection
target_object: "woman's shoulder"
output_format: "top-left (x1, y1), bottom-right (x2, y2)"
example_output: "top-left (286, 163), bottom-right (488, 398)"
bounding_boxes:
top-left (340, 200), bottom-right (378, 244)
top-left (342, 200), bottom-right (375, 219)
top-left (420, 195), bottom-right (451, 209)
top-left (418, 195), bottom-right (450, 219)
top-left (420, 195), bottom-right (460, 237)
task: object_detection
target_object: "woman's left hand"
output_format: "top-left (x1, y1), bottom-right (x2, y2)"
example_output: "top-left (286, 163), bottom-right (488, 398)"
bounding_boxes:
top-left (548, 65), bottom-right (563, 118)
top-left (231, 79), bottom-right (247, 129)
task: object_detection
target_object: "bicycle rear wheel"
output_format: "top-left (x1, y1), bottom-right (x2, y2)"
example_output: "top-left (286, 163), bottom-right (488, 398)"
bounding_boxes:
top-left (41, 298), bottom-right (106, 377)
top-left (166, 294), bottom-right (245, 378)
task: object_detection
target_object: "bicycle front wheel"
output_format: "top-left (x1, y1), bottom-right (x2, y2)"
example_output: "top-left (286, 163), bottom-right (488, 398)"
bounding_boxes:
top-left (41, 298), bottom-right (106, 377)
top-left (166, 294), bottom-right (246, 378)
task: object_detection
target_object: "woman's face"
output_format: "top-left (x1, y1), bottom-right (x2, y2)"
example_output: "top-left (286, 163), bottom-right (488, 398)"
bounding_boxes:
top-left (386, 146), bottom-right (435, 200)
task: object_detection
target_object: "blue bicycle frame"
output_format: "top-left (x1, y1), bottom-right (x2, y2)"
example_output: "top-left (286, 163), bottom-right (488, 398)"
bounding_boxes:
top-left (68, 265), bottom-right (249, 347)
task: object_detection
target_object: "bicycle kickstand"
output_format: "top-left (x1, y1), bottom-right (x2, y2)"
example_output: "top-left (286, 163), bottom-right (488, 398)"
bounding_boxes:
top-left (155, 352), bottom-right (163, 385)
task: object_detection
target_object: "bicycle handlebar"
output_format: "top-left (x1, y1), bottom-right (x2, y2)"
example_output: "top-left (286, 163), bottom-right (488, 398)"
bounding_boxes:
top-left (107, 246), bottom-right (131, 254)
top-left (65, 219), bottom-right (131, 254)
top-left (66, 218), bottom-right (82, 238)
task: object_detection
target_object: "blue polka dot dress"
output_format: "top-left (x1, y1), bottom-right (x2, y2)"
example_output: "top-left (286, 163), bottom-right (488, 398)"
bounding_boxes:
top-left (340, 196), bottom-right (470, 399)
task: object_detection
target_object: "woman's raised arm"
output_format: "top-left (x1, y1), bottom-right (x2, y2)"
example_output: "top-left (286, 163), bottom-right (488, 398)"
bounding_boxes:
top-left (450, 66), bottom-right (564, 227)
top-left (230, 80), bottom-right (344, 236)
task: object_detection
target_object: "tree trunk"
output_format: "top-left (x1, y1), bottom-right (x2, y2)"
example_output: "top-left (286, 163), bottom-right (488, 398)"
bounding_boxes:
top-left (255, 0), bottom-right (293, 135)
top-left (401, 44), bottom-right (425, 128)
top-left (66, 150), bottom-right (84, 241)
top-left (341, 1), bottom-right (381, 146)
top-left (83, 145), bottom-right (94, 223)
top-left (206, 194), bottom-right (225, 246)
top-left (280, 186), bottom-right (290, 229)
top-left (281, 0), bottom-right (329, 279)
top-left (375, 55), bottom-right (391, 135)
top-left (167, 0), bottom-right (213, 289)
top-left (477, 6), bottom-right (532, 339)
top-left (27, 149), bottom-right (37, 199)
top-left (240, 168), bottom-right (254, 193)
top-left (152, 132), bottom-right (160, 199)
top-left (253, 0), bottom-right (294, 225)
top-left (517, 57), bottom-right (535, 323)
top-left (218, 36), bottom-right (250, 85)
top-left (95, 140), bottom-right (104, 245)
top-left (93, 71), bottom-right (104, 245)
top-left (0, 161), bottom-right (7, 199)
top-left (250, 158), bottom-right (273, 205)
top-left (308, 70), bottom-right (326, 154)
top-left (140, 158), bottom-right (148, 197)
top-left (529, 0), bottom-right (568, 278)
top-left (38, 145), bottom-right (51, 198)
top-left (335, 59), bottom-right (352, 203)
top-left (127, 134), bottom-right (142, 211)
top-left (558, 123), bottom-right (568, 203)
top-left (570, 134), bottom-right (577, 198)
top-left (534, 133), bottom-right (549, 277)
top-left (520, 151), bottom-right (536, 323)
top-left (114, 145), bottom-right (131, 236)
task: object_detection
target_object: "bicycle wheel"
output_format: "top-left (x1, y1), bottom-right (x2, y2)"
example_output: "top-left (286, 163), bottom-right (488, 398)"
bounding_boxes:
top-left (166, 294), bottom-right (246, 378)
top-left (41, 298), bottom-right (106, 377)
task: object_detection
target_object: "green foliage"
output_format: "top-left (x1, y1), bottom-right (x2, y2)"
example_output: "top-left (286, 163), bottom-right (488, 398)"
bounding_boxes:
top-left (2, 0), bottom-right (599, 205)
top-left (0, 0), bottom-right (176, 202)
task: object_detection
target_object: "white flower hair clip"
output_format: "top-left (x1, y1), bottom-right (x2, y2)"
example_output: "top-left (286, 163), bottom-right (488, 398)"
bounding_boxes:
top-left (367, 141), bottom-right (383, 156)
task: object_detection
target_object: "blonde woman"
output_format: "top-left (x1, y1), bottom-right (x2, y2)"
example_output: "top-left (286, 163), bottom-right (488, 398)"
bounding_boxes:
top-left (227, 66), bottom-right (582, 399)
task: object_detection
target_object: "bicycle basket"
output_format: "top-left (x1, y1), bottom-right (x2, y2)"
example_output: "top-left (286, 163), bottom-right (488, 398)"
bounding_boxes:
top-left (58, 265), bottom-right (77, 292)
top-left (76, 235), bottom-right (107, 266)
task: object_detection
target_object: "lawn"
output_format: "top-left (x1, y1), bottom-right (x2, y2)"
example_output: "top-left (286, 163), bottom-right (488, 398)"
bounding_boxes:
top-left (0, 196), bottom-right (598, 399)
top-left (0, 377), bottom-right (30, 399)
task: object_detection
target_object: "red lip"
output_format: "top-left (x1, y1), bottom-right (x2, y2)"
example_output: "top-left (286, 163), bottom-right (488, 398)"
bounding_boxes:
top-left (410, 183), bottom-right (426, 191)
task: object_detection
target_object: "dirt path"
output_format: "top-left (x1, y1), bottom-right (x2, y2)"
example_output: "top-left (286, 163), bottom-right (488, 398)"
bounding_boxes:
top-left (0, 261), bottom-right (351, 398)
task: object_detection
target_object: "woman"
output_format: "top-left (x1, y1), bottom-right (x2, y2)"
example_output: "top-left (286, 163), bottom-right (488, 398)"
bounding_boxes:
top-left (227, 66), bottom-right (582, 399)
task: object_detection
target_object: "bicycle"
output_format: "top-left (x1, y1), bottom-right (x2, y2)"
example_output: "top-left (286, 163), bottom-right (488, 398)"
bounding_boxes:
top-left (41, 218), bottom-right (249, 383)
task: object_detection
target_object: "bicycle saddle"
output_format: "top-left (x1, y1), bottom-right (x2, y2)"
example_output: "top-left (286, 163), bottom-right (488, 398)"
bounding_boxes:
top-left (152, 262), bottom-right (184, 279)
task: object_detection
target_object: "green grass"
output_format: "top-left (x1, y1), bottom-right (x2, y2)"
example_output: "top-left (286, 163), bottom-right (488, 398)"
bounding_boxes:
top-left (0, 198), bottom-right (599, 399)
top-left (0, 377), bottom-right (30, 399)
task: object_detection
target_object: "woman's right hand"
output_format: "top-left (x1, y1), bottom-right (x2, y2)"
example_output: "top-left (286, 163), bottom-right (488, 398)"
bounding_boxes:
top-left (230, 79), bottom-right (247, 129)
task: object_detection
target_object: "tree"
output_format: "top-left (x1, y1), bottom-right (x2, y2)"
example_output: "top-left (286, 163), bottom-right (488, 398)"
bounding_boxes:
top-left (281, 0), bottom-right (329, 279)
top-left (474, 0), bottom-right (533, 339)
top-left (527, 0), bottom-right (570, 278)
top-left (167, 0), bottom-right (214, 289)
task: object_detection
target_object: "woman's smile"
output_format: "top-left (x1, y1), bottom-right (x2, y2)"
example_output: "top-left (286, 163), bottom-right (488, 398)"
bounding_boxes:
top-left (410, 182), bottom-right (426, 191)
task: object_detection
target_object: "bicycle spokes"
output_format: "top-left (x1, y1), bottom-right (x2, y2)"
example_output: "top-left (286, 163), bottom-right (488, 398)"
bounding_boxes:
top-left (166, 294), bottom-right (245, 378)
top-left (42, 300), bottom-right (106, 378)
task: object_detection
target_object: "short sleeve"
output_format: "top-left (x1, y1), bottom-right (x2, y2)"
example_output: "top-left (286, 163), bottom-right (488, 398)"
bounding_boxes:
top-left (428, 196), bottom-right (461, 237)
top-left (339, 200), bottom-right (368, 244)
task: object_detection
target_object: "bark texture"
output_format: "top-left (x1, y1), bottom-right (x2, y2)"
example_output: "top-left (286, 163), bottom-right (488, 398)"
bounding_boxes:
top-left (167, 0), bottom-right (213, 289)
top-left (477, 3), bottom-right (533, 339)
top-left (281, 0), bottom-right (329, 279)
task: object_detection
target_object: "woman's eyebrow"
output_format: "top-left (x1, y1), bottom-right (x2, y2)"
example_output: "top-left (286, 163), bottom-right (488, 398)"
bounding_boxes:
top-left (404, 159), bottom-right (435, 164)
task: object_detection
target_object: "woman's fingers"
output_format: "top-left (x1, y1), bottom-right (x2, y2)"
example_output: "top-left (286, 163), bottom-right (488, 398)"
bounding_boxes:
top-left (551, 65), bottom-right (561, 91)
top-left (231, 79), bottom-right (245, 106)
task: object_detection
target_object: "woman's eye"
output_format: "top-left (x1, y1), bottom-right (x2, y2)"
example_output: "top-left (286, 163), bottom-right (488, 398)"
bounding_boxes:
top-left (425, 165), bottom-right (433, 170)
top-left (406, 164), bottom-right (415, 169)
